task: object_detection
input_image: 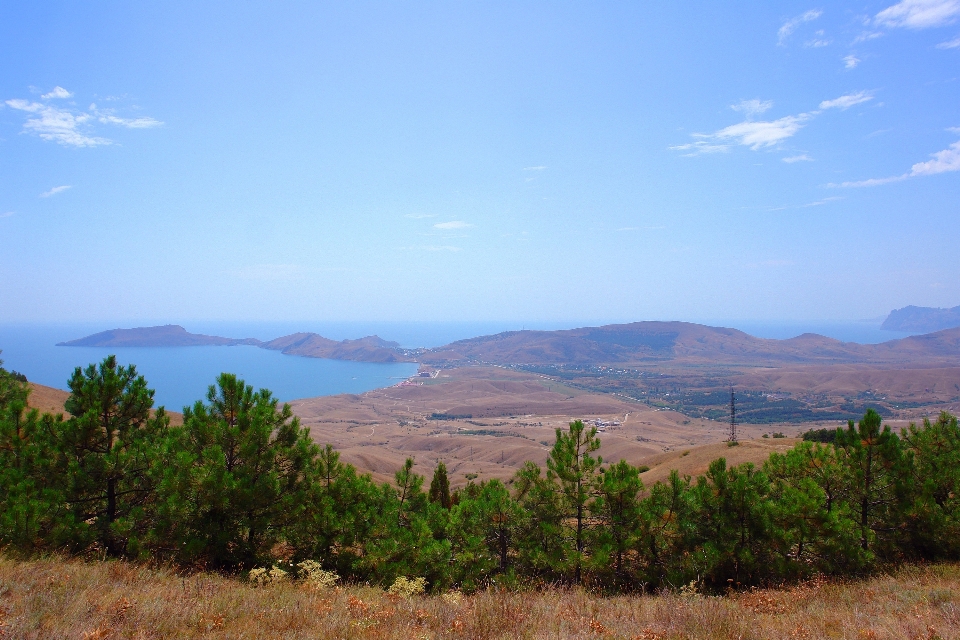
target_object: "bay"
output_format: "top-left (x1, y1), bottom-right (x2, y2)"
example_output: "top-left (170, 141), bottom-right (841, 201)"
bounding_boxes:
top-left (0, 324), bottom-right (418, 412)
top-left (0, 319), bottom-right (920, 413)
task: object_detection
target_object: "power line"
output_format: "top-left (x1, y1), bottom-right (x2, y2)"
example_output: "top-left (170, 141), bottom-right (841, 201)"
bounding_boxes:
top-left (729, 388), bottom-right (738, 443)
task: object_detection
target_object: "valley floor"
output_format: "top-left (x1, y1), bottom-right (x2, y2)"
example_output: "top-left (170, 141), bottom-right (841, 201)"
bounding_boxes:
top-left (2, 556), bottom-right (960, 639)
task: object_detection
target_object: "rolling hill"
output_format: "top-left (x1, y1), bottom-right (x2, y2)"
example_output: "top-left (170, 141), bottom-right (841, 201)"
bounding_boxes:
top-left (421, 321), bottom-right (960, 366)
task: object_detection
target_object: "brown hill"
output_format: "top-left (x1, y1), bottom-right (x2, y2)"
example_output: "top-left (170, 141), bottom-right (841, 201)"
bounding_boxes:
top-left (26, 383), bottom-right (70, 415)
top-left (57, 325), bottom-right (261, 348)
top-left (638, 438), bottom-right (800, 486)
top-left (421, 321), bottom-right (960, 366)
top-left (260, 333), bottom-right (415, 363)
top-left (25, 382), bottom-right (182, 425)
top-left (289, 366), bottom-right (791, 486)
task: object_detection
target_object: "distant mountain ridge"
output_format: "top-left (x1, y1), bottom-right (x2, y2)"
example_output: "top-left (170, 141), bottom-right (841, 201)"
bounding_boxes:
top-left (58, 321), bottom-right (960, 368)
top-left (881, 305), bottom-right (960, 333)
top-left (419, 321), bottom-right (960, 366)
top-left (58, 325), bottom-right (413, 363)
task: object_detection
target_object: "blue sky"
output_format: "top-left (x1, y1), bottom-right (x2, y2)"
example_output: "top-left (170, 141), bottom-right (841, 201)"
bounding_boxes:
top-left (1, 1), bottom-right (958, 325)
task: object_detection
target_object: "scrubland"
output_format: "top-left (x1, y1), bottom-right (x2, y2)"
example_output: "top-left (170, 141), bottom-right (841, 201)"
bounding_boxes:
top-left (3, 556), bottom-right (960, 639)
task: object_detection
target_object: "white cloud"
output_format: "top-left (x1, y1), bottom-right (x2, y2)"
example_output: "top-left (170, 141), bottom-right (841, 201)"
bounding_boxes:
top-left (96, 114), bottom-right (163, 129)
top-left (802, 196), bottom-right (843, 206)
top-left (843, 54), bottom-right (861, 69)
top-left (819, 91), bottom-right (873, 110)
top-left (711, 114), bottom-right (810, 150)
top-left (404, 213), bottom-right (436, 219)
top-left (875, 0), bottom-right (960, 28)
top-left (674, 92), bottom-right (874, 157)
top-left (778, 9), bottom-right (823, 45)
top-left (782, 154), bottom-right (814, 163)
top-left (673, 114), bottom-right (810, 155)
top-left (910, 138), bottom-right (960, 174)
top-left (5, 99), bottom-right (109, 146)
top-left (834, 131), bottom-right (960, 186)
top-left (833, 175), bottom-right (908, 187)
top-left (668, 141), bottom-right (729, 155)
top-left (39, 185), bottom-right (72, 198)
top-left (522, 166), bottom-right (547, 171)
top-left (853, 31), bottom-right (884, 43)
top-left (433, 221), bottom-right (473, 230)
top-left (0, 211), bottom-right (14, 219)
top-left (41, 86), bottom-right (72, 99)
top-left (4, 91), bottom-right (161, 146)
top-left (937, 36), bottom-right (960, 47)
top-left (731, 99), bottom-right (773, 118)
top-left (805, 30), bottom-right (832, 47)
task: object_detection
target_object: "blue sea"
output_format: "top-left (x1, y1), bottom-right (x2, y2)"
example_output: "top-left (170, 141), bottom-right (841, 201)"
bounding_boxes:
top-left (0, 320), bottom-right (919, 412)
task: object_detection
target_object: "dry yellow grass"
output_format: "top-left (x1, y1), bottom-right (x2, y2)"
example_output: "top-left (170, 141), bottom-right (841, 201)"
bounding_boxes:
top-left (2, 556), bottom-right (960, 639)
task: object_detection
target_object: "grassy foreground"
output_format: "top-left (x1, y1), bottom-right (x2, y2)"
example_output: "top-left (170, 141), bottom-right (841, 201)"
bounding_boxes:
top-left (2, 557), bottom-right (960, 639)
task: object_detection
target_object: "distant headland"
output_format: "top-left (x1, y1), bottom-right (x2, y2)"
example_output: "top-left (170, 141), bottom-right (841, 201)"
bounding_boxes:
top-left (57, 325), bottom-right (415, 364)
top-left (881, 304), bottom-right (960, 333)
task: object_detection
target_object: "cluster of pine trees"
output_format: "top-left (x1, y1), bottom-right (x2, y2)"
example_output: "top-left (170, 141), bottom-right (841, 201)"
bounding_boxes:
top-left (2, 356), bottom-right (960, 593)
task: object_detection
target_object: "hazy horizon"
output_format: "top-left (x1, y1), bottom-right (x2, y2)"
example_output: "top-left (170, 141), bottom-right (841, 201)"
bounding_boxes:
top-left (3, 2), bottom-right (958, 324)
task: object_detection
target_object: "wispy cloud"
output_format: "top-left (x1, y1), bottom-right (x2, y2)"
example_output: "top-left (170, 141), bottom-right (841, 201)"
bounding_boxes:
top-left (731, 99), bottom-right (773, 118)
top-left (803, 196), bottom-right (844, 206)
top-left (875, 0), bottom-right (960, 29)
top-left (843, 54), bottom-right (861, 69)
top-left (937, 35), bottom-right (960, 47)
top-left (673, 92), bottom-right (873, 156)
top-left (853, 31), bottom-right (884, 43)
top-left (678, 114), bottom-right (811, 154)
top-left (668, 141), bottom-right (730, 155)
top-left (819, 91), bottom-right (873, 110)
top-left (833, 130), bottom-right (960, 186)
top-left (778, 9), bottom-right (823, 45)
top-left (405, 213), bottom-right (436, 219)
top-left (522, 166), bottom-right (546, 171)
top-left (95, 112), bottom-right (163, 129)
top-left (0, 211), bottom-right (14, 219)
top-left (40, 185), bottom-right (72, 198)
top-left (782, 154), bottom-right (814, 163)
top-left (41, 86), bottom-right (72, 99)
top-left (5, 99), bottom-right (109, 147)
top-left (767, 196), bottom-right (843, 211)
top-left (433, 221), bottom-right (473, 230)
top-left (805, 30), bottom-right (832, 47)
top-left (4, 88), bottom-right (161, 146)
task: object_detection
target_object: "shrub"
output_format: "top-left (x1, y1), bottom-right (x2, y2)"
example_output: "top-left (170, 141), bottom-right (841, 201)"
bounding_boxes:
top-left (297, 560), bottom-right (339, 589)
top-left (388, 576), bottom-right (426, 597)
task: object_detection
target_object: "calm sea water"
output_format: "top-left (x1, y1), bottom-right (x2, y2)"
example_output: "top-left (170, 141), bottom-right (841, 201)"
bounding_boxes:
top-left (0, 320), bottom-right (918, 412)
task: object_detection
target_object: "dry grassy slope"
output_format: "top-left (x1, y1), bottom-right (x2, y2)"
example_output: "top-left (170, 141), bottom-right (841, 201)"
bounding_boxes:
top-left (638, 438), bottom-right (801, 486)
top-left (25, 382), bottom-right (183, 425)
top-left (26, 382), bottom-right (70, 415)
top-left (735, 364), bottom-right (960, 409)
top-left (420, 321), bottom-right (960, 367)
top-left (4, 556), bottom-right (960, 639)
top-left (290, 367), bottom-right (780, 486)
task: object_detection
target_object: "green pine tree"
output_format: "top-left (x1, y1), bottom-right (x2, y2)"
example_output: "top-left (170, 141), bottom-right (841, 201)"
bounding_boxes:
top-left (546, 419), bottom-right (602, 584)
top-left (429, 461), bottom-right (452, 509)
top-left (55, 356), bottom-right (169, 557)
top-left (161, 373), bottom-right (318, 568)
